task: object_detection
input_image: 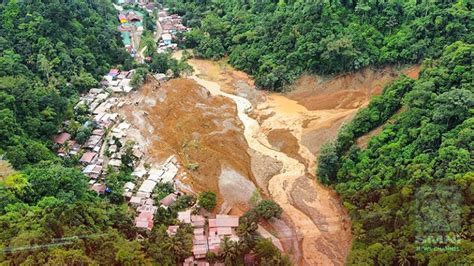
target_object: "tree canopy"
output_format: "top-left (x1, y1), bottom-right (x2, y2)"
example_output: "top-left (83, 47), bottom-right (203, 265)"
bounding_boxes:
top-left (319, 42), bottom-right (474, 265)
top-left (166, 0), bottom-right (473, 91)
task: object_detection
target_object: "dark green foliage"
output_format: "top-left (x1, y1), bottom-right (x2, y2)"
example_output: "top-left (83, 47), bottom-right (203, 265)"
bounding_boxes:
top-left (130, 67), bottom-right (149, 89)
top-left (0, 0), bottom-right (126, 168)
top-left (317, 142), bottom-right (339, 184)
top-left (148, 51), bottom-right (193, 77)
top-left (153, 182), bottom-right (175, 201)
top-left (323, 42), bottom-right (474, 265)
top-left (143, 225), bottom-right (193, 264)
top-left (255, 238), bottom-right (291, 266)
top-left (198, 191), bottom-right (217, 211)
top-left (171, 194), bottom-right (196, 211)
top-left (253, 199), bottom-right (283, 220)
top-left (165, 0), bottom-right (473, 91)
top-left (317, 76), bottom-right (415, 184)
top-left (0, 1), bottom-right (195, 264)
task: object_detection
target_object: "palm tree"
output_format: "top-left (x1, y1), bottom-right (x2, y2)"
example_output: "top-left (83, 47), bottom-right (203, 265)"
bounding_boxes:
top-left (397, 250), bottom-right (410, 266)
top-left (236, 219), bottom-right (258, 250)
top-left (220, 236), bottom-right (242, 265)
top-left (166, 234), bottom-right (191, 263)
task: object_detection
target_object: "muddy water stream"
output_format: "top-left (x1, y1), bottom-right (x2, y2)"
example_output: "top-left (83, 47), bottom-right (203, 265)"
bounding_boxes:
top-left (179, 55), bottom-right (351, 265)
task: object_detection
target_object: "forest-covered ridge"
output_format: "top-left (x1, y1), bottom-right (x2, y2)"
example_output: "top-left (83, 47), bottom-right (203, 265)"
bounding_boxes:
top-left (316, 41), bottom-right (473, 265)
top-left (166, 0), bottom-right (472, 90)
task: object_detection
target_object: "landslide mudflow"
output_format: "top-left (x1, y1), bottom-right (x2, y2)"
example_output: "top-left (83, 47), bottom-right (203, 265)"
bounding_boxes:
top-left (123, 52), bottom-right (420, 265)
top-left (120, 78), bottom-right (257, 213)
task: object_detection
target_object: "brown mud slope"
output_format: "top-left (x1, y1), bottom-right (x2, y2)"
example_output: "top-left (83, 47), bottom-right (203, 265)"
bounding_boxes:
top-left (187, 58), bottom-right (266, 105)
top-left (183, 58), bottom-right (353, 265)
top-left (171, 53), bottom-right (420, 265)
top-left (285, 65), bottom-right (421, 157)
top-left (120, 78), bottom-right (256, 213)
top-left (287, 65), bottom-right (421, 111)
top-left (267, 129), bottom-right (305, 165)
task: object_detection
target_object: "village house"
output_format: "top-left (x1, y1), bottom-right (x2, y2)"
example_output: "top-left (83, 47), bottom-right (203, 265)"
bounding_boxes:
top-left (56, 140), bottom-right (78, 157)
top-left (132, 166), bottom-right (148, 179)
top-left (162, 33), bottom-right (172, 45)
top-left (136, 191), bottom-right (151, 199)
top-left (135, 211), bottom-right (154, 231)
top-left (53, 132), bottom-right (71, 145)
top-left (159, 193), bottom-right (177, 209)
top-left (124, 181), bottom-right (136, 192)
top-left (130, 196), bottom-right (143, 208)
top-left (79, 151), bottom-right (97, 165)
top-left (178, 210), bottom-right (192, 224)
top-left (82, 164), bottom-right (103, 179)
top-left (108, 158), bottom-right (122, 169)
top-left (84, 135), bottom-right (102, 150)
top-left (91, 183), bottom-right (106, 195)
top-left (177, 211), bottom-right (241, 261)
top-left (138, 179), bottom-right (157, 194)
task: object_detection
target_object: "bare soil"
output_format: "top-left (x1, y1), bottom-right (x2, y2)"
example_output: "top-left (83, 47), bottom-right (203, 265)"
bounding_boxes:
top-left (119, 78), bottom-right (256, 213)
top-left (125, 53), bottom-right (421, 265)
top-left (287, 65), bottom-right (421, 111)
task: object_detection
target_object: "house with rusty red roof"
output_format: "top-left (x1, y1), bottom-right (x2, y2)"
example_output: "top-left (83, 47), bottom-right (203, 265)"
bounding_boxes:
top-left (53, 132), bottom-right (71, 145)
top-left (79, 151), bottom-right (97, 164)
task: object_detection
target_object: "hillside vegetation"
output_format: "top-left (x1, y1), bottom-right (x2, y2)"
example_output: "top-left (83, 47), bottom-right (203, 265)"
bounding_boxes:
top-left (164, 0), bottom-right (474, 264)
top-left (0, 0), bottom-right (130, 168)
top-left (317, 42), bottom-right (473, 265)
top-left (166, 0), bottom-right (472, 90)
top-left (0, 1), bottom-right (175, 264)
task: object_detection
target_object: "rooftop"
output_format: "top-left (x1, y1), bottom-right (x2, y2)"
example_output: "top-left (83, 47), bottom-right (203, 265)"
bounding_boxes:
top-left (177, 210), bottom-right (191, 224)
top-left (159, 193), bottom-right (177, 207)
top-left (138, 179), bottom-right (157, 193)
top-left (91, 183), bottom-right (106, 194)
top-left (80, 151), bottom-right (97, 164)
top-left (53, 132), bottom-right (71, 145)
top-left (216, 215), bottom-right (239, 227)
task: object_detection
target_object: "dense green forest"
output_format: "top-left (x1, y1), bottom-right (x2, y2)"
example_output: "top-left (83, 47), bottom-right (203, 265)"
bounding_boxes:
top-left (164, 0), bottom-right (474, 264)
top-left (0, 0), bottom-right (130, 168)
top-left (0, 0), bottom-right (152, 264)
top-left (1, 0), bottom-right (472, 264)
top-left (318, 42), bottom-right (473, 265)
top-left (166, 0), bottom-right (472, 90)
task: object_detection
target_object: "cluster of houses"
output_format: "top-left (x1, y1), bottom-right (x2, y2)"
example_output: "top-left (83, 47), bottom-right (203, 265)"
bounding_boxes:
top-left (117, 9), bottom-right (145, 56)
top-left (126, 155), bottom-right (181, 231)
top-left (116, 0), bottom-right (155, 12)
top-left (102, 68), bottom-right (134, 93)
top-left (173, 211), bottom-right (240, 264)
top-left (158, 9), bottom-right (189, 52)
top-left (53, 69), bottom-right (142, 194)
top-left (53, 66), bottom-right (184, 233)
